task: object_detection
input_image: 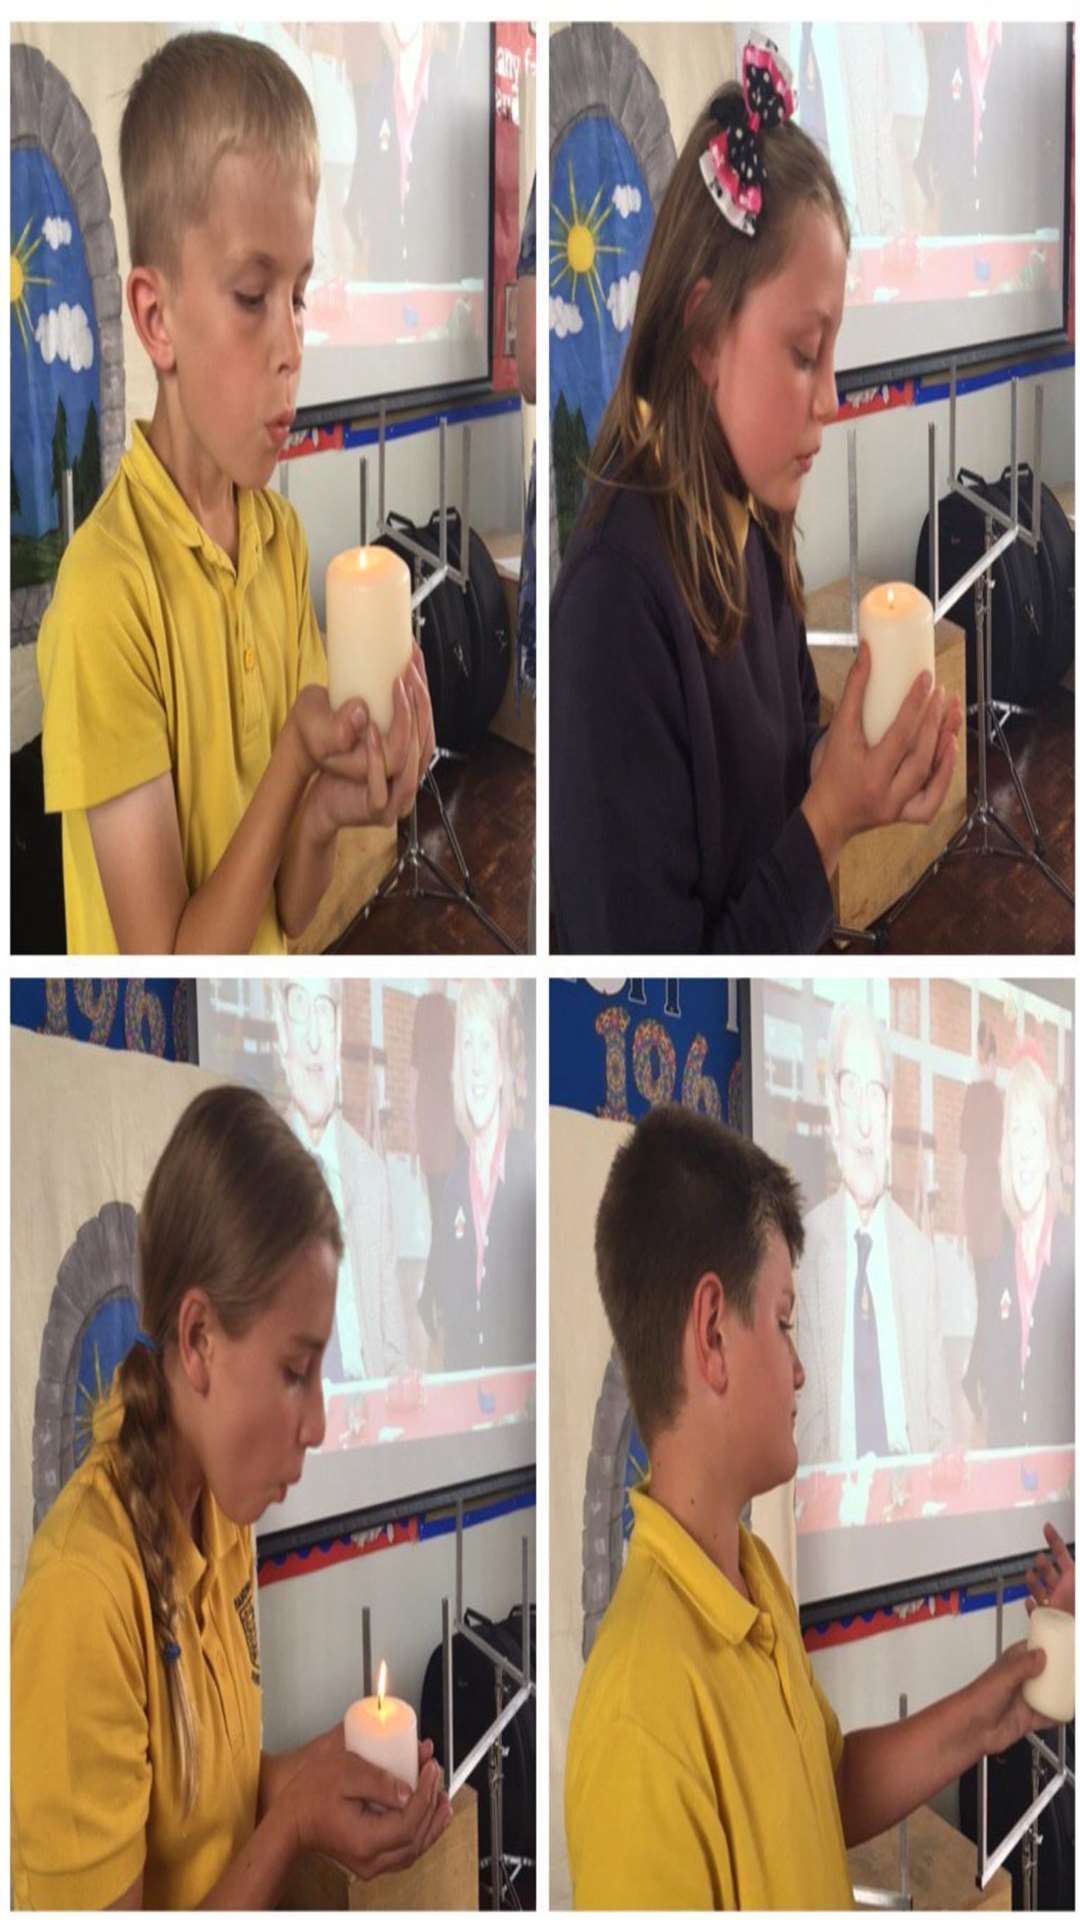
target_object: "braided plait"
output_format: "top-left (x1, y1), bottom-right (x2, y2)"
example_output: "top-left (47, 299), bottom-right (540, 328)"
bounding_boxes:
top-left (106, 1084), bottom-right (342, 1827)
top-left (111, 1339), bottom-right (201, 1821)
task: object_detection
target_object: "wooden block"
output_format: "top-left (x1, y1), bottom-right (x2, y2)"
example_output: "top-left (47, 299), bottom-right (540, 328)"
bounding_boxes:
top-left (287, 823), bottom-right (398, 956)
top-left (848, 1802), bottom-right (1011, 1911)
top-left (807, 576), bottom-right (967, 932)
top-left (280, 1783), bottom-right (478, 1910)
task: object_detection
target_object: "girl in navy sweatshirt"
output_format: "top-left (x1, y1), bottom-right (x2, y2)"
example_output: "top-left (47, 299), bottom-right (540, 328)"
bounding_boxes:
top-left (552, 40), bottom-right (961, 954)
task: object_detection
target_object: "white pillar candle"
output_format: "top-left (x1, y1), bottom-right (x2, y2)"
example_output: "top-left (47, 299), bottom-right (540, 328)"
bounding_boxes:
top-left (326, 546), bottom-right (413, 737)
top-left (1023, 1606), bottom-right (1075, 1723)
top-left (343, 1661), bottom-right (419, 1792)
top-left (858, 582), bottom-right (936, 748)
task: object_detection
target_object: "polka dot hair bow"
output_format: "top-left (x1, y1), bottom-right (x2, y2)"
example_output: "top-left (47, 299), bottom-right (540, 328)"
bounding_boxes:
top-left (700, 35), bottom-right (797, 238)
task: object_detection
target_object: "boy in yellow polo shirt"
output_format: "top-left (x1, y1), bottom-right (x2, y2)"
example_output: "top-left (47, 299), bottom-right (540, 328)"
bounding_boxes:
top-left (36, 31), bottom-right (433, 955)
top-left (566, 1106), bottom-right (1049, 1910)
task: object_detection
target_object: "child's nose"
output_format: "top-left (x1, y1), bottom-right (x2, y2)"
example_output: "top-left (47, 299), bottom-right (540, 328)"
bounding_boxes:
top-left (277, 300), bottom-right (303, 375)
top-left (814, 357), bottom-right (839, 426)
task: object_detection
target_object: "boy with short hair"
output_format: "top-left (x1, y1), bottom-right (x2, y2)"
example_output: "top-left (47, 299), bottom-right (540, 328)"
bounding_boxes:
top-left (38, 31), bottom-right (433, 955)
top-left (566, 1105), bottom-right (1048, 1910)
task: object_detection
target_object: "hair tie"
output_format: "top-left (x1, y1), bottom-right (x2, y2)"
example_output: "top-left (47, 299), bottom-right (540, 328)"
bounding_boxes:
top-left (132, 1330), bottom-right (158, 1357)
top-left (700, 35), bottom-right (797, 237)
top-left (163, 1640), bottom-right (181, 1665)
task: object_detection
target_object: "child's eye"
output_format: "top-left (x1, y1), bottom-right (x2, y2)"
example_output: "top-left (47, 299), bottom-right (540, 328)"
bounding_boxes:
top-left (236, 292), bottom-right (265, 312)
top-left (293, 293), bottom-right (307, 314)
top-left (780, 1319), bottom-right (795, 1334)
top-left (792, 349), bottom-right (814, 372)
top-left (284, 1365), bottom-right (307, 1388)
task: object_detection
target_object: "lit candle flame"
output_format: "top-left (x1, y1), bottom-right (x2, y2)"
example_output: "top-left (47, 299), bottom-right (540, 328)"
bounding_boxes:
top-left (886, 586), bottom-right (895, 610)
top-left (377, 1659), bottom-right (388, 1716)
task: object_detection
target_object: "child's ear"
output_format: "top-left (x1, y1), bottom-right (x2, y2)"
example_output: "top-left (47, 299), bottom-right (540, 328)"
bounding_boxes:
top-left (176, 1288), bottom-right (215, 1396)
top-left (690, 1270), bottom-right (729, 1396)
top-left (684, 276), bottom-right (717, 388)
top-left (127, 265), bottom-right (177, 375)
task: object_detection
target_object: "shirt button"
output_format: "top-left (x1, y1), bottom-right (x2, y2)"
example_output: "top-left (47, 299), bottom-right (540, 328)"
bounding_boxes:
top-left (479, 1331), bottom-right (484, 1346)
top-left (243, 646), bottom-right (255, 672)
top-left (1022, 1410), bottom-right (1028, 1425)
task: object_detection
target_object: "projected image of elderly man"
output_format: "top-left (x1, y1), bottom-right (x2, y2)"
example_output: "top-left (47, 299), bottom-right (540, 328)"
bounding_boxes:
top-left (797, 1003), bottom-right (950, 1467)
top-left (274, 980), bottom-right (405, 1386)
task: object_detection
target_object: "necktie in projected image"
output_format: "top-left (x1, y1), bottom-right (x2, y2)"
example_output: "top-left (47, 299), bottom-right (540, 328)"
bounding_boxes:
top-left (853, 1229), bottom-right (887, 1456)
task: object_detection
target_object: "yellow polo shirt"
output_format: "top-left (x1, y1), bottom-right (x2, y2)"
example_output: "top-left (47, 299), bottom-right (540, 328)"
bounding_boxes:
top-left (566, 1487), bottom-right (853, 1910)
top-left (12, 1383), bottom-right (262, 1909)
top-left (37, 421), bottom-right (327, 955)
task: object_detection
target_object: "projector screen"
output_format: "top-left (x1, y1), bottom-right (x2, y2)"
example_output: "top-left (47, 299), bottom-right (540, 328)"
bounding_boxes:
top-left (188, 22), bottom-right (493, 413)
top-left (740, 23), bottom-right (1071, 382)
top-left (748, 977), bottom-right (1074, 1608)
top-left (195, 977), bottom-right (535, 1532)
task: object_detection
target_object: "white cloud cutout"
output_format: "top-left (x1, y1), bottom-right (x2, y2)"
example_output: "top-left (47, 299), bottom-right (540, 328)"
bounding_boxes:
top-left (34, 302), bottom-right (94, 373)
top-left (605, 271), bottom-right (640, 333)
top-left (43, 216), bottom-right (72, 249)
top-left (612, 184), bottom-right (641, 219)
top-left (550, 295), bottom-right (583, 340)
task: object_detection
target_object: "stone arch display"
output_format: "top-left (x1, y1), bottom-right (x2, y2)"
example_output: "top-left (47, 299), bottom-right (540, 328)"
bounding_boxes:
top-left (11, 43), bottom-right (124, 655)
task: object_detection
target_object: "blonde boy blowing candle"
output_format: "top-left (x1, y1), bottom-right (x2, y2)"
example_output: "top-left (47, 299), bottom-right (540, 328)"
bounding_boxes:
top-left (36, 31), bottom-right (433, 956)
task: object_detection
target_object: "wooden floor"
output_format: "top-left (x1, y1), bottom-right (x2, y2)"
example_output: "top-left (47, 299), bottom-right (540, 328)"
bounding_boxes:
top-left (843, 689), bottom-right (1074, 956)
top-left (335, 734), bottom-right (534, 956)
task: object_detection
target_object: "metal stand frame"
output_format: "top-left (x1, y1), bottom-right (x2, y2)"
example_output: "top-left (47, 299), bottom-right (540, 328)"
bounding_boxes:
top-left (280, 410), bottom-right (520, 953)
top-left (976, 1577), bottom-right (1074, 1897)
top-left (361, 1498), bottom-right (535, 1911)
top-left (832, 365), bottom-right (1073, 952)
top-left (349, 406), bottom-right (519, 954)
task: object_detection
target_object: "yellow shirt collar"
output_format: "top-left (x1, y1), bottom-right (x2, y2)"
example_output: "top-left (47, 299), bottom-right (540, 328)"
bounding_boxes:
top-left (635, 395), bottom-right (757, 556)
top-left (628, 1483), bottom-right (770, 1647)
top-left (93, 1375), bottom-right (241, 1602)
top-left (128, 420), bottom-right (276, 573)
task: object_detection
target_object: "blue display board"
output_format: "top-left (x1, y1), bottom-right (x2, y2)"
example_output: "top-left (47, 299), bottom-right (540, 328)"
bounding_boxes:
top-left (10, 979), bottom-right (191, 1060)
top-left (549, 978), bottom-right (743, 1127)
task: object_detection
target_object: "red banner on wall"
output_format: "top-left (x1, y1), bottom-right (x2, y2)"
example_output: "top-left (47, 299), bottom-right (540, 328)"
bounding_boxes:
top-left (492, 22), bottom-right (536, 392)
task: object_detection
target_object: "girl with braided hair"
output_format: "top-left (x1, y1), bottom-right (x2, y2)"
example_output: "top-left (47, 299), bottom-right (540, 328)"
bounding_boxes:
top-left (13, 1086), bottom-right (451, 1909)
top-left (552, 37), bottom-right (962, 954)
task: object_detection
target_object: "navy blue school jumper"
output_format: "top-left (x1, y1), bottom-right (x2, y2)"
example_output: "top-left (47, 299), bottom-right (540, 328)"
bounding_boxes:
top-left (551, 484), bottom-right (836, 954)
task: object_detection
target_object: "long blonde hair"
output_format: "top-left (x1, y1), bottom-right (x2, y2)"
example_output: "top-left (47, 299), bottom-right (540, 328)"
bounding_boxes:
top-left (586, 81), bottom-right (850, 653)
top-left (110, 1086), bottom-right (341, 1821)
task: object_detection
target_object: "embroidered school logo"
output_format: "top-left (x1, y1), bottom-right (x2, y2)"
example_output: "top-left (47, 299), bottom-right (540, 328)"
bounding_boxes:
top-left (234, 1579), bottom-right (260, 1686)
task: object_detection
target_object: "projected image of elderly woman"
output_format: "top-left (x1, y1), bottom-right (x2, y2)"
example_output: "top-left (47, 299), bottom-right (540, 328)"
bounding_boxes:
top-left (983, 1045), bottom-right (1075, 1449)
top-left (422, 982), bottom-right (534, 1373)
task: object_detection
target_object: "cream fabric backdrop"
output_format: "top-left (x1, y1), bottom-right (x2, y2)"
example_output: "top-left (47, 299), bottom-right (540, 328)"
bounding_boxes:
top-left (10, 1027), bottom-right (223, 1601)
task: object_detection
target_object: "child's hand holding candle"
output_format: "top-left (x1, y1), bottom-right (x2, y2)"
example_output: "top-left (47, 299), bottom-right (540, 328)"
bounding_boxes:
top-left (344, 1661), bottom-right (419, 1795)
top-left (858, 582), bottom-right (935, 747)
top-left (326, 546), bottom-right (413, 737)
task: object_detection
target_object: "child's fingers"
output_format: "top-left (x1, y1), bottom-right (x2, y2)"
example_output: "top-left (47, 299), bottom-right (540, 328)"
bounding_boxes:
top-left (896, 730), bottom-right (955, 825)
top-left (877, 670), bottom-right (935, 770)
top-left (386, 674), bottom-right (415, 779)
top-left (410, 659), bottom-right (436, 775)
top-left (381, 682), bottom-right (422, 823)
top-left (1046, 1523), bottom-right (1071, 1574)
top-left (366, 724), bottom-right (389, 817)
